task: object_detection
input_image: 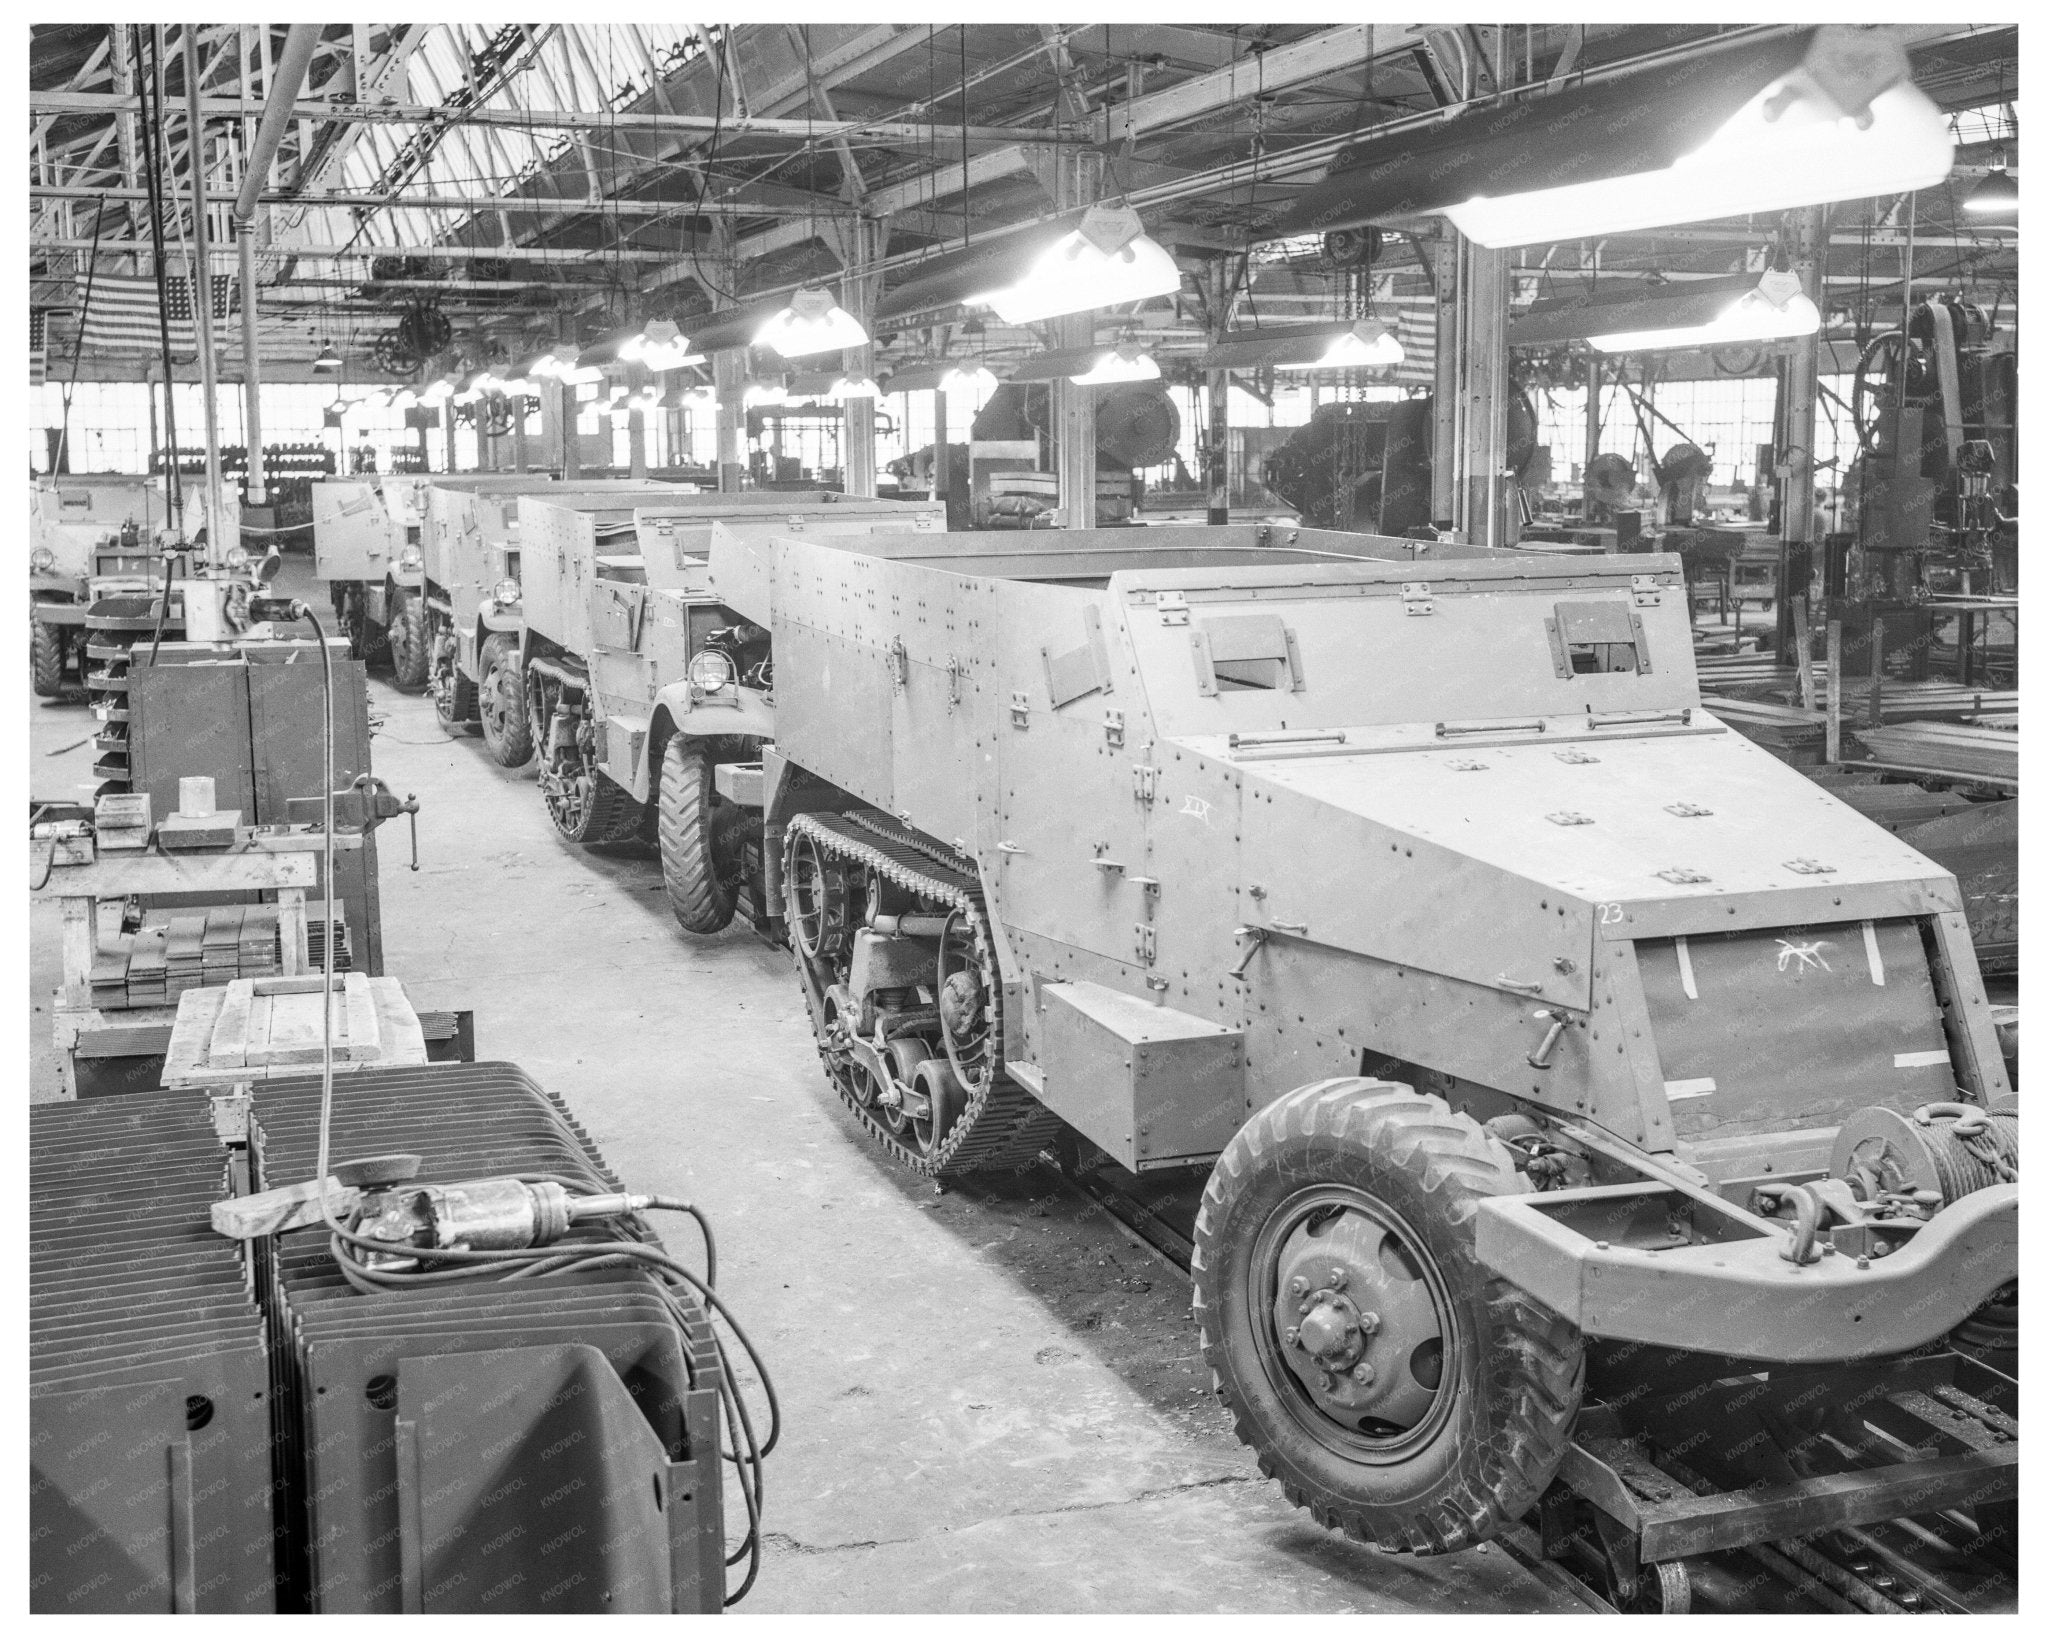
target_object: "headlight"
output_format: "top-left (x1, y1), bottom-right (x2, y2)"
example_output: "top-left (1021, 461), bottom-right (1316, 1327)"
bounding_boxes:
top-left (398, 547), bottom-right (423, 572)
top-left (30, 546), bottom-right (57, 572)
top-left (688, 649), bottom-right (735, 691)
top-left (494, 579), bottom-right (522, 606)
top-left (223, 545), bottom-right (249, 571)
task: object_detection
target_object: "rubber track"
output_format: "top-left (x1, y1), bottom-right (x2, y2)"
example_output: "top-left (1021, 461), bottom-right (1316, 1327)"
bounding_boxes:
top-left (786, 811), bottom-right (1065, 1177)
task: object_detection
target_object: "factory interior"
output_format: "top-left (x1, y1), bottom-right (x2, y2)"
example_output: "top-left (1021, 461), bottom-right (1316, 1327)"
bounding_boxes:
top-left (27, 21), bottom-right (2021, 1617)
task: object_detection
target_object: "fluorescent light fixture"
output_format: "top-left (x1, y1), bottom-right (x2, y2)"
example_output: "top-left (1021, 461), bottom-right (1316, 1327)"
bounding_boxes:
top-left (625, 387), bottom-right (661, 413)
top-left (753, 286), bottom-right (870, 357)
top-left (681, 385), bottom-right (717, 410)
top-left (939, 363), bottom-right (998, 395)
top-left (561, 364), bottom-right (605, 386)
top-left (1965, 162), bottom-right (2018, 215)
top-left (1445, 74), bottom-right (1953, 248)
top-left (973, 203), bottom-right (1182, 325)
top-left (827, 373), bottom-right (884, 400)
top-left (743, 379), bottom-right (788, 407)
top-left (527, 346), bottom-right (578, 379)
top-left (1588, 270), bottom-right (1821, 353)
top-left (498, 377), bottom-right (533, 399)
top-left (1069, 344), bottom-right (1161, 386)
top-left (312, 342), bottom-right (342, 373)
top-left (390, 388), bottom-right (418, 411)
top-left (421, 377), bottom-right (456, 406)
top-left (1273, 319), bottom-right (1403, 371)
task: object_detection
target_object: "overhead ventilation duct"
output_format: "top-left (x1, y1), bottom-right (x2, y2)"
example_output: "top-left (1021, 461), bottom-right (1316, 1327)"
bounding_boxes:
top-left (1264, 27), bottom-right (1951, 248)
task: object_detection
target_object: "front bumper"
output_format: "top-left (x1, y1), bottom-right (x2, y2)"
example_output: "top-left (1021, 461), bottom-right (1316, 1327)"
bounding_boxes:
top-left (1475, 1180), bottom-right (2017, 1364)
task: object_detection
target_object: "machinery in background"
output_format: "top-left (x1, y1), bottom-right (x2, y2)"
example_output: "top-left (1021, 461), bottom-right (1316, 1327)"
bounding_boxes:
top-left (888, 382), bottom-right (1184, 529)
top-left (1847, 294), bottom-right (2017, 599)
top-left (30, 1062), bottom-right (754, 1613)
top-left (744, 525), bottom-right (2014, 1589)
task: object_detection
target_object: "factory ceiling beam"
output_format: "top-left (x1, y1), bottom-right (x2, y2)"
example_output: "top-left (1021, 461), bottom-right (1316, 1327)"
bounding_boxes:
top-left (28, 89), bottom-right (1065, 146)
top-left (28, 236), bottom-right (682, 264)
top-left (30, 182), bottom-right (803, 217)
top-left (732, 24), bottom-right (1425, 267)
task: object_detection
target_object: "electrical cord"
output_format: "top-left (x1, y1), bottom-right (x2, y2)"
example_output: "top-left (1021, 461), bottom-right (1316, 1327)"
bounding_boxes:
top-left (284, 601), bottom-right (773, 1603)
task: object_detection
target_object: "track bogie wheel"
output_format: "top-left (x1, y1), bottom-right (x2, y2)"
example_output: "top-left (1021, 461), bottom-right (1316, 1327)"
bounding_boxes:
top-left (386, 593), bottom-right (429, 691)
top-left (1192, 1078), bottom-right (1583, 1555)
top-left (936, 907), bottom-right (1001, 1095)
top-left (787, 828), bottom-right (856, 963)
top-left (476, 633), bottom-right (534, 768)
top-left (429, 621), bottom-right (478, 734)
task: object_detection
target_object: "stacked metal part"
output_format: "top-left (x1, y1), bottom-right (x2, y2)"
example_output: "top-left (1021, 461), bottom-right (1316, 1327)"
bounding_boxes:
top-left (29, 1096), bottom-right (277, 1614)
top-left (246, 1062), bottom-right (727, 1613)
top-left (81, 593), bottom-right (167, 790)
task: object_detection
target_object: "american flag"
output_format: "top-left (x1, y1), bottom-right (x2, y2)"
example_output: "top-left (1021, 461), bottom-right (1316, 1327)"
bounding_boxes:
top-left (80, 272), bottom-right (234, 356)
top-left (30, 309), bottom-right (46, 386)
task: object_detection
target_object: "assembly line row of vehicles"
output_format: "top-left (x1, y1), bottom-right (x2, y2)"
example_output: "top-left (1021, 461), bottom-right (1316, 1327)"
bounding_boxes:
top-left (311, 478), bottom-right (2018, 1589)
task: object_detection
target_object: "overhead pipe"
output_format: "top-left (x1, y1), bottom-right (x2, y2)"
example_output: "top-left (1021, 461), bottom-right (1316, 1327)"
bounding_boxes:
top-left (232, 24), bottom-right (323, 503)
top-left (181, 28), bottom-right (226, 568)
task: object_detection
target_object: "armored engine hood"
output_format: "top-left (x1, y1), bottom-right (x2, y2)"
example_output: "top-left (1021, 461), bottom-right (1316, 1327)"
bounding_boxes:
top-left (1192, 712), bottom-right (1962, 1015)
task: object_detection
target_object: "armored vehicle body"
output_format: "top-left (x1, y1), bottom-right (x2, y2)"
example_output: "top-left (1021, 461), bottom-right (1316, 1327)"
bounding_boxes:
top-left (30, 475), bottom-right (169, 694)
top-left (749, 528), bottom-right (2017, 1558)
top-left (312, 474), bottom-right (543, 690)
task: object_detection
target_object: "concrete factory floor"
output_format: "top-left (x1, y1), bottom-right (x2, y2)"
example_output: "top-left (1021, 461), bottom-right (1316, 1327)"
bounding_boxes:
top-left (27, 571), bottom-right (1574, 1614)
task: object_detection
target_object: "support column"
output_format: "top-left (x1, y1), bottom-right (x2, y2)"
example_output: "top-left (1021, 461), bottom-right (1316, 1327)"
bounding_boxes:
top-left (1429, 231), bottom-right (1459, 527)
top-left (931, 389), bottom-right (950, 515)
top-left (443, 402), bottom-right (457, 474)
top-left (628, 407), bottom-right (648, 479)
top-left (1052, 150), bottom-right (1104, 530)
top-left (1582, 354), bottom-right (1602, 498)
top-left (181, 33), bottom-right (225, 565)
top-left (557, 381), bottom-right (577, 480)
top-left (512, 400), bottom-right (528, 473)
top-left (841, 218), bottom-right (882, 497)
top-left (1452, 232), bottom-right (1510, 548)
top-left (714, 349), bottom-right (745, 493)
top-left (237, 225), bottom-right (264, 502)
top-left (1779, 207), bottom-right (1824, 605)
top-left (1204, 258), bottom-right (1232, 524)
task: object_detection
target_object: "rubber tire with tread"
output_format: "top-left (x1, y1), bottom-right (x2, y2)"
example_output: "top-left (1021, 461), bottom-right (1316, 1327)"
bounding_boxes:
top-left (386, 595), bottom-right (430, 692)
top-left (477, 633), bottom-right (534, 768)
top-left (32, 617), bottom-right (65, 697)
top-left (658, 738), bottom-right (737, 933)
top-left (1191, 1078), bottom-right (1583, 1556)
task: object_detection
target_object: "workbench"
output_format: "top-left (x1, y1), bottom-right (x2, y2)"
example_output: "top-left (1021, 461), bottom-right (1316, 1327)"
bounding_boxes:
top-left (30, 831), bottom-right (351, 1094)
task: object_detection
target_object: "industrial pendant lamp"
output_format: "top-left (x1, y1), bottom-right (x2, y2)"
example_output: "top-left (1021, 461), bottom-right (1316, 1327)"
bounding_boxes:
top-left (1587, 267), bottom-right (1821, 353)
top-left (1273, 318), bottom-right (1404, 372)
top-left (743, 378), bottom-right (789, 408)
top-left (620, 318), bottom-right (699, 371)
top-left (975, 202), bottom-right (1183, 324)
top-left (1068, 343), bottom-right (1160, 386)
top-left (827, 372), bottom-right (884, 400)
top-left (753, 287), bottom-right (870, 358)
top-left (1965, 158), bottom-right (2019, 216)
top-left (312, 341), bottom-right (342, 373)
top-left (938, 361), bottom-right (997, 395)
top-left (1445, 44), bottom-right (1953, 248)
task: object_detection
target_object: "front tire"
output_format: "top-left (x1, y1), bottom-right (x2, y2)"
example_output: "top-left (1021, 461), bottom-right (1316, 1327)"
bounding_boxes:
top-left (430, 623), bottom-right (478, 736)
top-left (387, 594), bottom-right (429, 691)
top-left (658, 738), bottom-right (738, 934)
top-left (32, 617), bottom-right (65, 697)
top-left (476, 633), bottom-right (534, 768)
top-left (1192, 1079), bottom-right (1583, 1555)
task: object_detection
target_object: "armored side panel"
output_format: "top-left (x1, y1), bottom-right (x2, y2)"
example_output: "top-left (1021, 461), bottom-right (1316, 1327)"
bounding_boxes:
top-left (310, 477), bottom-right (404, 584)
top-left (515, 486), bottom-right (680, 657)
top-left (636, 492), bottom-right (944, 593)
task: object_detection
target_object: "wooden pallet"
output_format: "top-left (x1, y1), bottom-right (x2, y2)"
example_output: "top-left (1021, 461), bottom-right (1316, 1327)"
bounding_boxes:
top-left (162, 974), bottom-right (427, 1091)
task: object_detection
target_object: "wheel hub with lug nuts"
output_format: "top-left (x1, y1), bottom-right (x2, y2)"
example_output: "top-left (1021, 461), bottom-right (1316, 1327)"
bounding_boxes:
top-left (1270, 1206), bottom-right (1446, 1430)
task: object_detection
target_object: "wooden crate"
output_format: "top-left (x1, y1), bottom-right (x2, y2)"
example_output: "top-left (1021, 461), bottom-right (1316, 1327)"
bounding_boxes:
top-left (162, 974), bottom-right (427, 1091)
